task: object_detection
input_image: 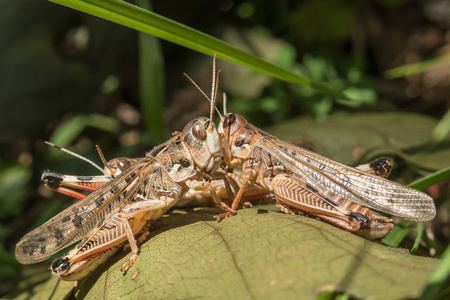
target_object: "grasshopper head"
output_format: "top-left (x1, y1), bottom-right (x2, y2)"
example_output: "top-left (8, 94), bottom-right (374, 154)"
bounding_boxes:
top-left (218, 113), bottom-right (255, 160)
top-left (219, 113), bottom-right (245, 140)
top-left (181, 117), bottom-right (221, 174)
top-left (104, 157), bottom-right (138, 176)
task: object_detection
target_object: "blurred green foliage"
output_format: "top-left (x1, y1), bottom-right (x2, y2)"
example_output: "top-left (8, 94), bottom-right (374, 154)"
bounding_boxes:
top-left (1, 0), bottom-right (449, 298)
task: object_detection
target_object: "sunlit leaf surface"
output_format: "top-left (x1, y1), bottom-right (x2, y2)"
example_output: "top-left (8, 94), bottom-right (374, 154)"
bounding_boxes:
top-left (22, 207), bottom-right (437, 300)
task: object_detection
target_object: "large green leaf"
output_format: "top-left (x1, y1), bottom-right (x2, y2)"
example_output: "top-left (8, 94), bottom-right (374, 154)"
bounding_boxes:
top-left (21, 207), bottom-right (437, 299)
top-left (266, 112), bottom-right (450, 170)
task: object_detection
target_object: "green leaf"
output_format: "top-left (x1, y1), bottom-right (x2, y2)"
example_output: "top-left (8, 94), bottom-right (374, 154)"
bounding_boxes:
top-left (265, 112), bottom-right (450, 170)
top-left (49, 115), bottom-right (89, 148)
top-left (49, 114), bottom-right (120, 148)
top-left (431, 109), bottom-right (450, 143)
top-left (418, 245), bottom-right (450, 300)
top-left (48, 0), bottom-right (346, 99)
top-left (25, 208), bottom-right (439, 299)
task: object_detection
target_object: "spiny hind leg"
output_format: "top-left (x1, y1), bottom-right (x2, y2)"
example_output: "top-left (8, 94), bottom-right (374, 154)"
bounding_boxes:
top-left (276, 200), bottom-right (298, 215)
top-left (271, 173), bottom-right (393, 239)
top-left (119, 194), bottom-right (177, 271)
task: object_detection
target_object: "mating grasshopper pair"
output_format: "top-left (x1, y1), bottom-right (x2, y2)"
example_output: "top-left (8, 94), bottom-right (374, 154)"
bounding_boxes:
top-left (15, 56), bottom-right (436, 281)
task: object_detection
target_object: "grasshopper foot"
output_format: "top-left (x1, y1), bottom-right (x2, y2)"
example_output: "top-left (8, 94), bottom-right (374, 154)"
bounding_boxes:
top-left (216, 211), bottom-right (237, 222)
top-left (120, 254), bottom-right (139, 272)
top-left (242, 201), bottom-right (253, 208)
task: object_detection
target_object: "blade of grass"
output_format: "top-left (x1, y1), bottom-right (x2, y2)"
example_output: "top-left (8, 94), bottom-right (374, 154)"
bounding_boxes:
top-left (410, 222), bottom-right (423, 254)
top-left (385, 53), bottom-right (450, 79)
top-left (382, 220), bottom-right (415, 247)
top-left (409, 166), bottom-right (450, 191)
top-left (49, 0), bottom-right (346, 99)
top-left (137, 0), bottom-right (164, 141)
top-left (418, 245), bottom-right (450, 300)
top-left (49, 115), bottom-right (88, 148)
top-left (431, 108), bottom-right (450, 143)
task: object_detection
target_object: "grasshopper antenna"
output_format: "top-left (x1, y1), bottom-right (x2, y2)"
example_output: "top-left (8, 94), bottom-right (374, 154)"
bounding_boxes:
top-left (209, 70), bottom-right (221, 128)
top-left (183, 55), bottom-right (223, 121)
top-left (44, 141), bottom-right (104, 173)
top-left (222, 92), bottom-right (228, 116)
top-left (209, 54), bottom-right (221, 129)
top-left (95, 145), bottom-right (114, 174)
top-left (183, 73), bottom-right (222, 120)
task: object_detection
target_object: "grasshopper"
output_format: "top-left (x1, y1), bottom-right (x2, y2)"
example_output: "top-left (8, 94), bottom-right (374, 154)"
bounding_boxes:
top-left (41, 135), bottom-right (392, 280)
top-left (214, 109), bottom-right (435, 238)
top-left (15, 57), bottom-right (237, 279)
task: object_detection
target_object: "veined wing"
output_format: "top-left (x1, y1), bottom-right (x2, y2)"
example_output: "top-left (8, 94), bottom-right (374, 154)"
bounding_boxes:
top-left (258, 136), bottom-right (435, 222)
top-left (15, 158), bottom-right (156, 264)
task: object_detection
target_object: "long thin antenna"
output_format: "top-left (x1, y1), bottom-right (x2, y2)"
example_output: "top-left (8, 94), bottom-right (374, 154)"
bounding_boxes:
top-left (210, 54), bottom-right (222, 123)
top-left (96, 145), bottom-right (114, 174)
top-left (211, 54), bottom-right (217, 110)
top-left (183, 73), bottom-right (210, 101)
top-left (210, 69), bottom-right (220, 129)
top-left (44, 141), bottom-right (104, 173)
top-left (183, 55), bottom-right (224, 121)
top-left (222, 92), bottom-right (228, 116)
top-left (184, 72), bottom-right (222, 118)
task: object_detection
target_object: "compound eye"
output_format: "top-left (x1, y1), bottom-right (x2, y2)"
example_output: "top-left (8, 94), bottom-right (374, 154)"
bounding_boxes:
top-left (107, 162), bottom-right (118, 170)
top-left (117, 158), bottom-right (131, 171)
top-left (192, 121), bottom-right (207, 141)
top-left (223, 114), bottom-right (236, 128)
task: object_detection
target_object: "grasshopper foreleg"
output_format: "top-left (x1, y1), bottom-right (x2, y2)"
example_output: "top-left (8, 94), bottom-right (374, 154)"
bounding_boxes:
top-left (186, 180), bottom-right (237, 219)
top-left (215, 169), bottom-right (257, 221)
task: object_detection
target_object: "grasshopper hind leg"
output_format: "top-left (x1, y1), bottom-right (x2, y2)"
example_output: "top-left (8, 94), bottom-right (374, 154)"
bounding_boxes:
top-left (272, 173), bottom-right (394, 239)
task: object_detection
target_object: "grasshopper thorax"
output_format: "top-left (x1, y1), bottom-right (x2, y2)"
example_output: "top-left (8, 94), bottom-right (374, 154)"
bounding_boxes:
top-left (182, 117), bottom-right (221, 174)
top-left (219, 113), bottom-right (243, 138)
